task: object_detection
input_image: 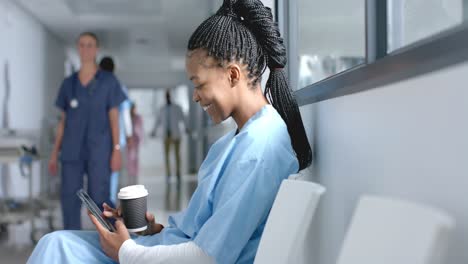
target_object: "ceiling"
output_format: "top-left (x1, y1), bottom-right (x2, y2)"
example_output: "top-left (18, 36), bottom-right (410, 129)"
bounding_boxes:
top-left (16, 0), bottom-right (222, 88)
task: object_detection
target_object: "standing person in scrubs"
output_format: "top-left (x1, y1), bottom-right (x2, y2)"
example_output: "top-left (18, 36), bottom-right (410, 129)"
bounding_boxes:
top-left (99, 56), bottom-right (133, 205)
top-left (29, 1), bottom-right (312, 263)
top-left (47, 32), bottom-right (127, 230)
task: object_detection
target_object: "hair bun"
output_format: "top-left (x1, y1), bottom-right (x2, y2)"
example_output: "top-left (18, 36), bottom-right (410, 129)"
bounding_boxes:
top-left (216, 0), bottom-right (240, 19)
top-left (232, 0), bottom-right (286, 69)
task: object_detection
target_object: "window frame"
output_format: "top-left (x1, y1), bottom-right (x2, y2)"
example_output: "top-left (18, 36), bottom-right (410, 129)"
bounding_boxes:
top-left (283, 0), bottom-right (468, 106)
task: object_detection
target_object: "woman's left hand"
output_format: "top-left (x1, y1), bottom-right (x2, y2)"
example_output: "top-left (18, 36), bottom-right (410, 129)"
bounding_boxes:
top-left (89, 212), bottom-right (130, 262)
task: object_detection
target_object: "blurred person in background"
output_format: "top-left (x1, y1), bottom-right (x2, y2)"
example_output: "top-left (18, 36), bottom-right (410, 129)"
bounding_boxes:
top-left (99, 56), bottom-right (133, 204)
top-left (127, 102), bottom-right (143, 185)
top-left (150, 89), bottom-right (188, 186)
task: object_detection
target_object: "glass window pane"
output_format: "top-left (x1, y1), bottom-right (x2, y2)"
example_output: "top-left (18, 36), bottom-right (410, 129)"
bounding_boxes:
top-left (297, 0), bottom-right (366, 89)
top-left (388, 0), bottom-right (464, 52)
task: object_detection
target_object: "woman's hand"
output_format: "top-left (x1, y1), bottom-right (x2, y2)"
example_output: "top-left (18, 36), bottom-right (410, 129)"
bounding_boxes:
top-left (137, 212), bottom-right (164, 236)
top-left (89, 212), bottom-right (130, 262)
top-left (102, 203), bottom-right (121, 219)
top-left (102, 203), bottom-right (164, 236)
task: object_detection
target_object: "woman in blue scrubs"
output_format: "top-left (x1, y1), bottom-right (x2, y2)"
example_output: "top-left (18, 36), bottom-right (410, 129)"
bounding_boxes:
top-left (47, 32), bottom-right (126, 230)
top-left (30, 1), bottom-right (312, 263)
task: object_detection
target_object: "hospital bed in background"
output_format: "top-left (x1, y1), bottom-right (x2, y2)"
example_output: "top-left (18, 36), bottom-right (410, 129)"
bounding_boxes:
top-left (0, 130), bottom-right (58, 243)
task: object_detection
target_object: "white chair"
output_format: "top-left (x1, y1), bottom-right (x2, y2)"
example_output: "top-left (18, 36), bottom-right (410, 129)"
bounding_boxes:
top-left (254, 179), bottom-right (326, 264)
top-left (336, 195), bottom-right (455, 264)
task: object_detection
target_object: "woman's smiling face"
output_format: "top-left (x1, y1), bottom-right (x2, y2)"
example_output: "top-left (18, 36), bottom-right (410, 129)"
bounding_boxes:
top-left (186, 49), bottom-right (237, 124)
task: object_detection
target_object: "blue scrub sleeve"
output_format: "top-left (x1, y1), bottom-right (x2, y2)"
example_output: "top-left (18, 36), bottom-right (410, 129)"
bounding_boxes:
top-left (107, 78), bottom-right (127, 111)
top-left (55, 79), bottom-right (68, 112)
top-left (193, 158), bottom-right (281, 264)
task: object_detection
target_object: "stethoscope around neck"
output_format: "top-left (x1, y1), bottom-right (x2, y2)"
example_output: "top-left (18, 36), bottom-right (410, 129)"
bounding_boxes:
top-left (70, 72), bottom-right (98, 109)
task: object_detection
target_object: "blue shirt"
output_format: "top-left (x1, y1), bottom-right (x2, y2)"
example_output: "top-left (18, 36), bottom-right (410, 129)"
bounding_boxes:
top-left (134, 105), bottom-right (299, 263)
top-left (55, 70), bottom-right (126, 161)
top-left (118, 85), bottom-right (132, 147)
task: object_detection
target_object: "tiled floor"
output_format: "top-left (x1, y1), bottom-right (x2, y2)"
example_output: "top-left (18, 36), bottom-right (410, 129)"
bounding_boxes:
top-left (0, 172), bottom-right (197, 264)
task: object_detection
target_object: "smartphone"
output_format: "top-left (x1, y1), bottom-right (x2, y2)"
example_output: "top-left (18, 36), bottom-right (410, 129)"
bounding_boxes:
top-left (77, 189), bottom-right (116, 232)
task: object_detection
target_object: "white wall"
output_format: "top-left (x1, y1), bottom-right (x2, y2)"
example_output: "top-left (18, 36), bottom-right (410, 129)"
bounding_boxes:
top-left (0, 1), bottom-right (66, 198)
top-left (0, 1), bottom-right (65, 129)
top-left (300, 61), bottom-right (468, 264)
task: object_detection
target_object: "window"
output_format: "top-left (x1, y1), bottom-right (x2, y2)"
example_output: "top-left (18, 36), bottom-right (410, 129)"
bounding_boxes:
top-left (297, 0), bottom-right (366, 88)
top-left (387, 0), bottom-right (464, 52)
top-left (286, 0), bottom-right (468, 105)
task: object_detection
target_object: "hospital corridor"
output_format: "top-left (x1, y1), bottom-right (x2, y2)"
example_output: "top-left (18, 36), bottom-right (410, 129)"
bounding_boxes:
top-left (1, 0), bottom-right (468, 263)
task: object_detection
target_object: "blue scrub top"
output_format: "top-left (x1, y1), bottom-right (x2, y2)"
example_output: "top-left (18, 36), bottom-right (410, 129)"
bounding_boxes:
top-left (55, 70), bottom-right (126, 161)
top-left (133, 105), bottom-right (299, 263)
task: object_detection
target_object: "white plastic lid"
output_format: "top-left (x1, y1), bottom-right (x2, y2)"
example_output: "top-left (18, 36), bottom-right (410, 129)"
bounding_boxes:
top-left (118, 185), bottom-right (148, 200)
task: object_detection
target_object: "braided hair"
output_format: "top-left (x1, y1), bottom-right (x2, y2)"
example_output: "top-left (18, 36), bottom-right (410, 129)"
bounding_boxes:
top-left (188, 0), bottom-right (312, 170)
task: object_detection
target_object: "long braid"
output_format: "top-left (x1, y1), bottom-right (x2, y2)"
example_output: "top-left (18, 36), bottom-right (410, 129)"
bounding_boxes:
top-left (188, 0), bottom-right (312, 170)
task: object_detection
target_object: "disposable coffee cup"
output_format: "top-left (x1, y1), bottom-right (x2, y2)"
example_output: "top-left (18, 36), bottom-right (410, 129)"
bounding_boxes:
top-left (118, 185), bottom-right (148, 232)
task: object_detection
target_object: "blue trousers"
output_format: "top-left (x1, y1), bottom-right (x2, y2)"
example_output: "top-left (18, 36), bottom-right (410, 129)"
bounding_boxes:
top-left (27, 230), bottom-right (168, 263)
top-left (28, 231), bottom-right (117, 264)
top-left (61, 160), bottom-right (113, 230)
